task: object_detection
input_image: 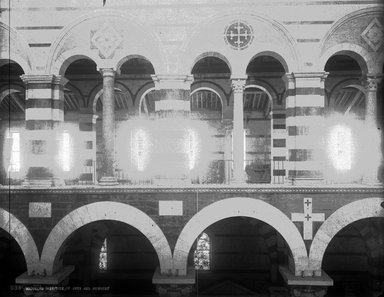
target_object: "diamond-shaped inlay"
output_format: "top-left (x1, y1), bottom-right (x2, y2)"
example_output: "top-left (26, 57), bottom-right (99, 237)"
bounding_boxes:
top-left (361, 18), bottom-right (384, 52)
top-left (91, 22), bottom-right (122, 58)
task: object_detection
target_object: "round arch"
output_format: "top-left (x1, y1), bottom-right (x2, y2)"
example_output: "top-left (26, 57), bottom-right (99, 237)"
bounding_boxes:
top-left (245, 84), bottom-right (274, 103)
top-left (47, 10), bottom-right (166, 76)
top-left (136, 85), bottom-right (155, 116)
top-left (246, 50), bottom-right (290, 74)
top-left (0, 85), bottom-right (25, 105)
top-left (328, 78), bottom-right (366, 110)
top-left (309, 197), bottom-right (384, 274)
top-left (0, 208), bottom-right (39, 275)
top-left (173, 197), bottom-right (308, 276)
top-left (180, 10), bottom-right (300, 75)
top-left (190, 51), bottom-right (232, 74)
top-left (191, 81), bottom-right (227, 114)
top-left (49, 50), bottom-right (101, 76)
top-left (40, 202), bottom-right (172, 276)
top-left (319, 44), bottom-right (370, 75)
top-left (91, 81), bottom-right (133, 114)
top-left (115, 54), bottom-right (157, 75)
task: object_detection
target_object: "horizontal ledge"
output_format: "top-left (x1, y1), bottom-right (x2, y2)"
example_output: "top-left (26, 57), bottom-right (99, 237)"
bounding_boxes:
top-left (16, 266), bottom-right (74, 285)
top-left (152, 267), bottom-right (195, 285)
top-left (279, 266), bottom-right (333, 287)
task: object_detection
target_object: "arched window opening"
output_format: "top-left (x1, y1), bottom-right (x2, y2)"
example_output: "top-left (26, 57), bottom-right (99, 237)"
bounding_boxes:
top-left (190, 90), bottom-right (222, 112)
top-left (194, 232), bottom-right (210, 270)
top-left (99, 238), bottom-right (107, 271)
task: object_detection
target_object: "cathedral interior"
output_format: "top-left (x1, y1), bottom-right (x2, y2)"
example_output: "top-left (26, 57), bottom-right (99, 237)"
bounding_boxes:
top-left (0, 0), bottom-right (383, 296)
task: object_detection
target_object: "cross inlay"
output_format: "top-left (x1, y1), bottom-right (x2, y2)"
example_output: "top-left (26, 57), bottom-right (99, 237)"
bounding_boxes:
top-left (224, 21), bottom-right (253, 50)
top-left (291, 198), bottom-right (325, 240)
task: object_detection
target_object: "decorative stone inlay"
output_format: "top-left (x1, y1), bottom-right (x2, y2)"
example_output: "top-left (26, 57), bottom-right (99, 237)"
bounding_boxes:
top-left (29, 202), bottom-right (51, 218)
top-left (361, 18), bottom-right (384, 52)
top-left (224, 21), bottom-right (254, 50)
top-left (291, 198), bottom-right (325, 240)
top-left (91, 22), bottom-right (123, 59)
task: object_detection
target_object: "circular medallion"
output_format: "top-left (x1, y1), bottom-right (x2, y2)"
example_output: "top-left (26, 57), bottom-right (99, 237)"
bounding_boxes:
top-left (224, 20), bottom-right (254, 50)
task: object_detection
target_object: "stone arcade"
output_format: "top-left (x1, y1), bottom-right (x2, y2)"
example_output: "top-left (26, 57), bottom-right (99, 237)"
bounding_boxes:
top-left (0, 1), bottom-right (383, 296)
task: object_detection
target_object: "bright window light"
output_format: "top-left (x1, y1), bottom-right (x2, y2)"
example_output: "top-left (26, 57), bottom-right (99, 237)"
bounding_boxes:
top-left (62, 130), bottom-right (71, 172)
top-left (194, 232), bottom-right (210, 270)
top-left (99, 238), bottom-right (107, 271)
top-left (329, 125), bottom-right (352, 170)
top-left (8, 131), bottom-right (20, 172)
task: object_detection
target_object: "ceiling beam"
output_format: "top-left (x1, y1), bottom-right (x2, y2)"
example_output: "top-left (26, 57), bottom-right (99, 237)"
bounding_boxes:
top-left (344, 91), bottom-right (363, 115)
top-left (9, 93), bottom-right (25, 112)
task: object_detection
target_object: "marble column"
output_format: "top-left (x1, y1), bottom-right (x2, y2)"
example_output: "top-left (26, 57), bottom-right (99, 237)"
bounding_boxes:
top-left (99, 68), bottom-right (118, 185)
top-left (231, 78), bottom-right (246, 183)
top-left (362, 74), bottom-right (383, 184)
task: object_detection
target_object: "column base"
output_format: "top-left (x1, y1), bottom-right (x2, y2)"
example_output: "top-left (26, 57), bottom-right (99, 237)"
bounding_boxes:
top-left (153, 267), bottom-right (195, 297)
top-left (16, 266), bottom-right (74, 285)
top-left (99, 176), bottom-right (119, 186)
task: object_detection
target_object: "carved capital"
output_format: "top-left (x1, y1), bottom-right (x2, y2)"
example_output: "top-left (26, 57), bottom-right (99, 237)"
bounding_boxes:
top-left (364, 75), bottom-right (382, 92)
top-left (99, 68), bottom-right (115, 78)
top-left (231, 79), bottom-right (246, 93)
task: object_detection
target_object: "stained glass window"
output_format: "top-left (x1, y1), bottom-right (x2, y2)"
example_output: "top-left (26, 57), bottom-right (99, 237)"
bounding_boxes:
top-left (194, 232), bottom-right (210, 270)
top-left (99, 238), bottom-right (107, 271)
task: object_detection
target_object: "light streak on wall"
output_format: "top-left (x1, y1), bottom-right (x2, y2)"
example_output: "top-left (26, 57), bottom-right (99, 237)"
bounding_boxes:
top-left (328, 125), bottom-right (352, 171)
top-left (131, 128), bottom-right (150, 172)
top-left (324, 113), bottom-right (381, 183)
top-left (8, 131), bottom-right (20, 172)
top-left (62, 130), bottom-right (71, 172)
top-left (185, 128), bottom-right (199, 170)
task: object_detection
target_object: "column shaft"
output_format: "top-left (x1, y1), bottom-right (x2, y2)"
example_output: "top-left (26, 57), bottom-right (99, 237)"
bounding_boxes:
top-left (231, 79), bottom-right (246, 183)
top-left (99, 68), bottom-right (118, 184)
top-left (362, 75), bottom-right (382, 184)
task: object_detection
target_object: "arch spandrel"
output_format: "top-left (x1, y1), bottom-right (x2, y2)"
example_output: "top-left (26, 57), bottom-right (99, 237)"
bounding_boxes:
top-left (40, 202), bottom-right (172, 276)
top-left (319, 7), bottom-right (384, 73)
top-left (0, 22), bottom-right (34, 74)
top-left (47, 11), bottom-right (166, 76)
top-left (173, 198), bottom-right (308, 277)
top-left (181, 11), bottom-right (300, 75)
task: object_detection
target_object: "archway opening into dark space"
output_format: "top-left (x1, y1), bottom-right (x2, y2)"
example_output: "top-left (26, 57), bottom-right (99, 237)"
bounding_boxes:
top-left (322, 217), bottom-right (384, 297)
top-left (188, 217), bottom-right (290, 296)
top-left (59, 220), bottom-right (159, 295)
top-left (0, 228), bottom-right (27, 294)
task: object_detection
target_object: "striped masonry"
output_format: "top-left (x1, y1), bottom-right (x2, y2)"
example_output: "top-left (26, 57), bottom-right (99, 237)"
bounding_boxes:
top-left (271, 107), bottom-right (287, 184)
top-left (285, 73), bottom-right (327, 183)
top-left (21, 75), bottom-right (66, 183)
